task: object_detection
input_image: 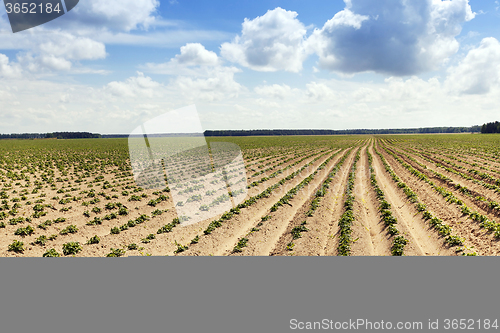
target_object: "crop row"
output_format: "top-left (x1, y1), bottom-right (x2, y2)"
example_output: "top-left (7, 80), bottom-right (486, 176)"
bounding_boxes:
top-left (367, 149), bottom-right (408, 255)
top-left (248, 149), bottom-right (331, 188)
top-left (373, 143), bottom-right (471, 254)
top-left (228, 149), bottom-right (349, 254)
top-left (201, 150), bottom-right (337, 237)
top-left (249, 148), bottom-right (320, 177)
top-left (405, 150), bottom-right (500, 212)
top-left (401, 142), bottom-right (500, 179)
top-left (397, 139), bottom-right (500, 175)
top-left (381, 142), bottom-right (500, 239)
top-left (337, 148), bottom-right (360, 256)
top-left (232, 147), bottom-right (356, 254)
top-left (306, 149), bottom-right (352, 217)
top-left (402, 146), bottom-right (500, 196)
top-left (269, 149), bottom-right (344, 213)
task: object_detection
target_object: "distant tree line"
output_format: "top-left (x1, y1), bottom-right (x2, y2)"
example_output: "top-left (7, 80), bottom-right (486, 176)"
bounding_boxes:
top-left (45, 132), bottom-right (101, 139)
top-left (102, 134), bottom-right (129, 138)
top-left (0, 133), bottom-right (46, 140)
top-left (1, 126), bottom-right (484, 140)
top-left (102, 133), bottom-right (203, 138)
top-left (481, 121), bottom-right (500, 134)
top-left (0, 132), bottom-right (101, 140)
top-left (204, 126), bottom-right (481, 137)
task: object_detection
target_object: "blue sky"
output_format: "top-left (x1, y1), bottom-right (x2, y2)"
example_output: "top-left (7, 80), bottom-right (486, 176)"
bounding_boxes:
top-left (0, 0), bottom-right (499, 134)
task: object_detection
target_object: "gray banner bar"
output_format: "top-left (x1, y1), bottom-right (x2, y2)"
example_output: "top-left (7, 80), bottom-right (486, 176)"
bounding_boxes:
top-left (0, 257), bottom-right (497, 333)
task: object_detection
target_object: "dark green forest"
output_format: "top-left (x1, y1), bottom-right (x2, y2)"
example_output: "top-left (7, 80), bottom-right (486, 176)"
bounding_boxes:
top-left (481, 121), bottom-right (500, 134)
top-left (0, 132), bottom-right (101, 139)
top-left (204, 126), bottom-right (481, 137)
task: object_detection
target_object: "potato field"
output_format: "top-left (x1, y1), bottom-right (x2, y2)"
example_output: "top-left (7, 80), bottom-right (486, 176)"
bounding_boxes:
top-left (1, 134), bottom-right (500, 256)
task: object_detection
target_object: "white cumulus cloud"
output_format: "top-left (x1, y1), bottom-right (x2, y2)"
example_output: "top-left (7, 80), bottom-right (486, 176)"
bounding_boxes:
top-left (445, 37), bottom-right (500, 94)
top-left (25, 35), bottom-right (105, 73)
top-left (254, 84), bottom-right (293, 99)
top-left (37, 35), bottom-right (106, 61)
top-left (324, 8), bottom-right (369, 30)
top-left (220, 7), bottom-right (308, 72)
top-left (305, 82), bottom-right (337, 101)
top-left (67, 0), bottom-right (160, 31)
top-left (106, 72), bottom-right (162, 98)
top-left (307, 0), bottom-right (475, 76)
top-left (0, 54), bottom-right (22, 78)
top-left (172, 66), bottom-right (243, 102)
top-left (175, 43), bottom-right (219, 66)
top-left (140, 43), bottom-right (243, 102)
top-left (142, 43), bottom-right (219, 75)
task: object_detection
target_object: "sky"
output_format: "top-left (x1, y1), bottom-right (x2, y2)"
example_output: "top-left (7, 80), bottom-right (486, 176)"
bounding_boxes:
top-left (0, 0), bottom-right (499, 134)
